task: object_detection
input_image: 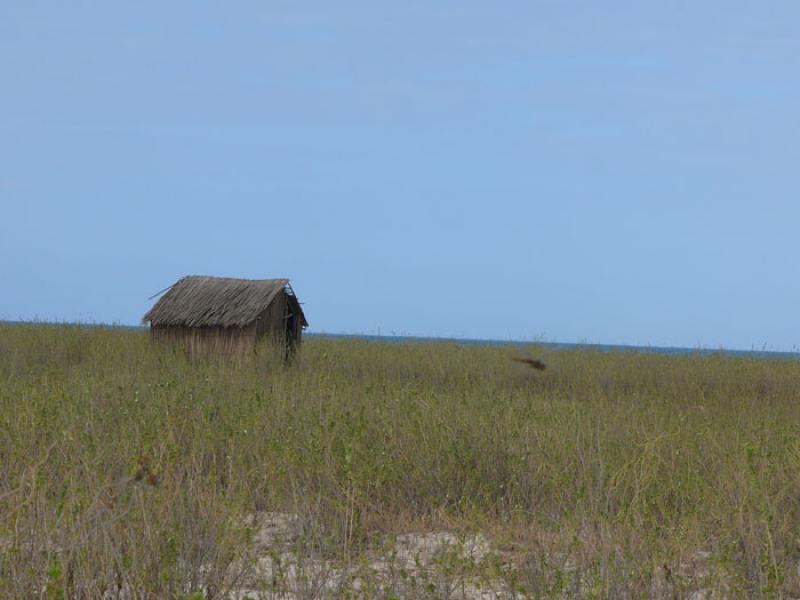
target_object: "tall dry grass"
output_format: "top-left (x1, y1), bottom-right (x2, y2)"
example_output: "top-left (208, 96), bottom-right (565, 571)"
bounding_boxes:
top-left (1, 324), bottom-right (800, 598)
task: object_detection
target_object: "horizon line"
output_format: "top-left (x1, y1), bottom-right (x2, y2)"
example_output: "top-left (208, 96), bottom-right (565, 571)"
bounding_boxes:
top-left (2, 319), bottom-right (798, 358)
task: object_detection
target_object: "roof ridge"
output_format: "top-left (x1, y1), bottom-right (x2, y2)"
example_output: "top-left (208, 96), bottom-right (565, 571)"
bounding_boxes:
top-left (142, 275), bottom-right (297, 327)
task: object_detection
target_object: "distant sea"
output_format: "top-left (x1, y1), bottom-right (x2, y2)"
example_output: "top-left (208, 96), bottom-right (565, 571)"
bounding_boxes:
top-left (2, 321), bottom-right (798, 360)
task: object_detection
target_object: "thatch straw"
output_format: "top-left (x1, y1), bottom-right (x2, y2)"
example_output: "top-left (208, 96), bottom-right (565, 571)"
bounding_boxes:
top-left (143, 276), bottom-right (300, 328)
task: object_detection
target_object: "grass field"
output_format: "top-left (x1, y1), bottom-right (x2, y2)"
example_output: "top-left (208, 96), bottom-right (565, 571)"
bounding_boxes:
top-left (2, 324), bottom-right (800, 598)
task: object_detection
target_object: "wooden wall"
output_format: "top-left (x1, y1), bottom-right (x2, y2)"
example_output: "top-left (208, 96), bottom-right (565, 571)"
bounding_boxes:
top-left (151, 323), bottom-right (258, 361)
top-left (255, 291), bottom-right (287, 343)
top-left (286, 295), bottom-right (304, 347)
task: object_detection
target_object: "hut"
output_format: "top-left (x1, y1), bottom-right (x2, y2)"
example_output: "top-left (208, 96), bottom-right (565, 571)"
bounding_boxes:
top-left (143, 275), bottom-right (307, 359)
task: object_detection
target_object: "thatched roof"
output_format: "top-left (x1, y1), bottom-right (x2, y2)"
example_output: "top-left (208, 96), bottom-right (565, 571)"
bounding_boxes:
top-left (143, 276), bottom-right (307, 328)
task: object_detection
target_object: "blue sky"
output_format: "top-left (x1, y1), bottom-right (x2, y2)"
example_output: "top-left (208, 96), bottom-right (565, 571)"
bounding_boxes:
top-left (1, 2), bottom-right (798, 350)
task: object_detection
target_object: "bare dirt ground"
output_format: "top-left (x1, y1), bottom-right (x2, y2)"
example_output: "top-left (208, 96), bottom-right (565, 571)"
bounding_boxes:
top-left (228, 512), bottom-right (512, 599)
top-left (222, 513), bottom-right (752, 600)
